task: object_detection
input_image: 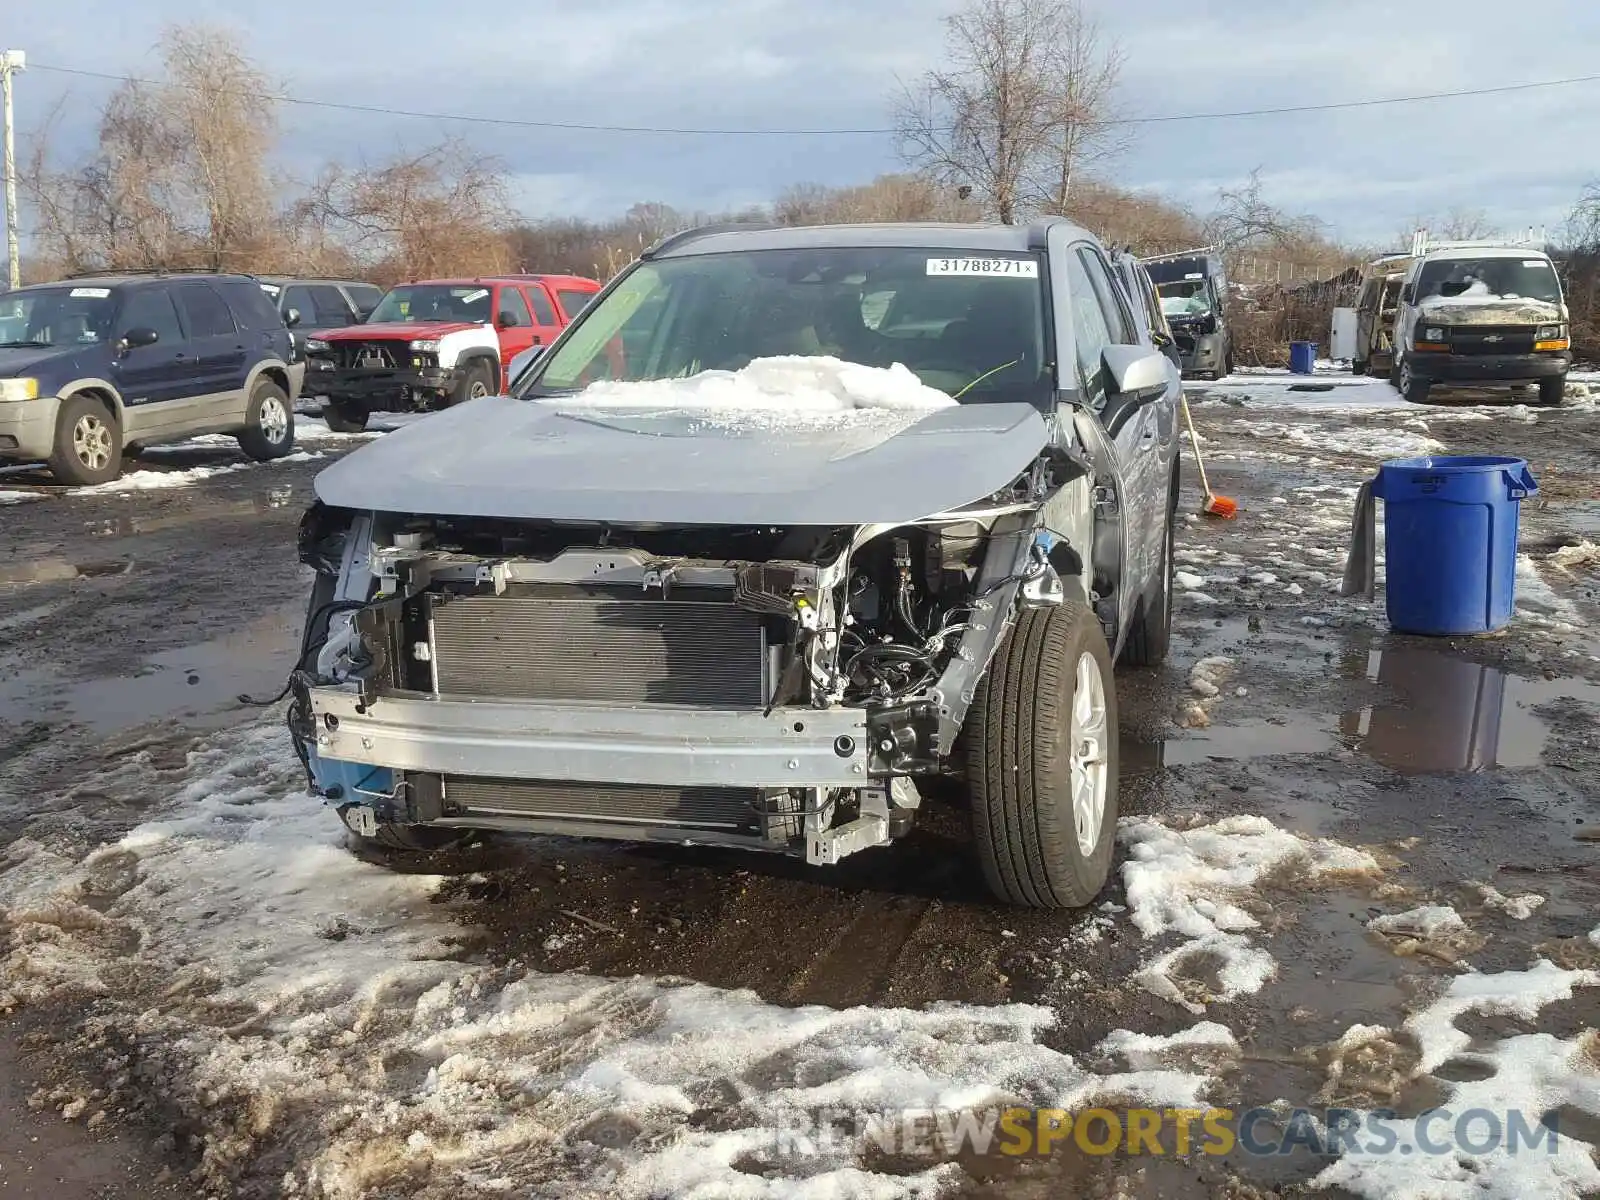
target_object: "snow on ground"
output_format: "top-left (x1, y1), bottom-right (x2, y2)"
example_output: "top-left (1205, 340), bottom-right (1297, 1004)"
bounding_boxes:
top-left (1313, 962), bottom-right (1600, 1200)
top-left (0, 489), bottom-right (43, 505)
top-left (1116, 815), bottom-right (1378, 1014)
top-left (551, 356), bottom-right (957, 416)
top-left (0, 719), bottom-right (1241, 1198)
top-left (72, 452), bottom-right (326, 496)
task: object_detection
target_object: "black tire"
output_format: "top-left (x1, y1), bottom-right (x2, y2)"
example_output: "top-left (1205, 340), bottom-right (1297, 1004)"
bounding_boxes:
top-left (449, 360), bottom-right (496, 407)
top-left (1398, 358), bottom-right (1431, 404)
top-left (48, 393), bottom-right (123, 486)
top-left (237, 378), bottom-right (295, 461)
top-left (1535, 375), bottom-right (1566, 407)
top-left (965, 601), bottom-right (1119, 909)
top-left (323, 400), bottom-right (369, 433)
top-left (1222, 348), bottom-right (1235, 377)
top-left (338, 806), bottom-right (473, 854)
top-left (1352, 359), bottom-right (1368, 377)
top-left (1121, 471), bottom-right (1176, 668)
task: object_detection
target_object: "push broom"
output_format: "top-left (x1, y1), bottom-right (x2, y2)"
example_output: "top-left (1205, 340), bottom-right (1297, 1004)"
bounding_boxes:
top-left (1180, 394), bottom-right (1238, 519)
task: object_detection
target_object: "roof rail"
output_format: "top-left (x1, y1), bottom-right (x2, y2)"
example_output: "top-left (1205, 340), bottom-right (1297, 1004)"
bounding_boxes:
top-left (641, 222), bottom-right (782, 259)
top-left (1410, 227), bottom-right (1547, 257)
top-left (61, 265), bottom-right (260, 280)
top-left (1136, 245), bottom-right (1216, 265)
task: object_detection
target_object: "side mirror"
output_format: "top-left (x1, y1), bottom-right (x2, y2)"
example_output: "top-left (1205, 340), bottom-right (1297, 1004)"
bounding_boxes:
top-left (285, 307), bottom-right (303, 328)
top-left (1151, 329), bottom-right (1174, 348)
top-left (1102, 344), bottom-right (1170, 397)
top-left (496, 311), bottom-right (520, 329)
top-left (507, 344), bottom-right (544, 389)
top-left (1400, 284), bottom-right (1416, 304)
top-left (120, 326), bottom-right (159, 353)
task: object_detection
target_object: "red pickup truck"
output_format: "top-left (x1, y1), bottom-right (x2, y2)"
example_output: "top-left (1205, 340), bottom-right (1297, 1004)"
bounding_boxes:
top-left (304, 274), bottom-right (601, 431)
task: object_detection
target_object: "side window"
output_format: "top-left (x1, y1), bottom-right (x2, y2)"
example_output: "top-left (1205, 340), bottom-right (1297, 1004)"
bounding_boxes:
top-left (557, 288), bottom-right (595, 319)
top-left (497, 286), bottom-right (532, 327)
top-left (1064, 250), bottom-right (1116, 402)
top-left (309, 285), bottom-right (355, 326)
top-left (1077, 248), bottom-right (1137, 345)
top-left (118, 289), bottom-right (185, 345)
top-left (222, 280), bottom-right (285, 331)
top-left (346, 285), bottom-right (383, 318)
top-left (175, 283), bottom-right (237, 339)
top-left (282, 285), bottom-right (314, 322)
top-left (524, 284), bottom-right (558, 326)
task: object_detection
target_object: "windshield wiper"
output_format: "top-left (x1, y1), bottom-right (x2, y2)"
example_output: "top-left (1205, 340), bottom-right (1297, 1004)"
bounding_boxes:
top-left (0, 339), bottom-right (51, 348)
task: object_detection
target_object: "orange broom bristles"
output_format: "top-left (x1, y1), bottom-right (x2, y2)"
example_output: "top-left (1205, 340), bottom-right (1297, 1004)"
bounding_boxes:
top-left (1180, 394), bottom-right (1238, 519)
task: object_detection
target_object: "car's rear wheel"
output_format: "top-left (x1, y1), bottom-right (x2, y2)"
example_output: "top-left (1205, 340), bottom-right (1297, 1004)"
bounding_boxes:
top-left (323, 400), bottom-right (369, 433)
top-left (237, 378), bottom-right (295, 461)
top-left (965, 601), bottom-right (1119, 908)
top-left (1535, 375), bottom-right (1567, 407)
top-left (48, 393), bottom-right (123, 486)
top-left (449, 360), bottom-right (496, 407)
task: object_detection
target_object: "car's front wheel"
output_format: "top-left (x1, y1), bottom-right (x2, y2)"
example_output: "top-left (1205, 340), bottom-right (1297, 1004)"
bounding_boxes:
top-left (965, 601), bottom-right (1119, 908)
top-left (237, 378), bottom-right (295, 461)
top-left (449, 361), bottom-right (496, 407)
top-left (1398, 358), bottom-right (1431, 404)
top-left (322, 400), bottom-right (369, 433)
top-left (49, 393), bottom-right (123, 486)
top-left (1535, 374), bottom-right (1567, 407)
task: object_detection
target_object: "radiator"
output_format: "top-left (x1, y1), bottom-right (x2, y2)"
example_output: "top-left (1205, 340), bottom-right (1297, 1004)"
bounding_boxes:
top-left (443, 776), bottom-right (761, 833)
top-left (427, 589), bottom-right (767, 707)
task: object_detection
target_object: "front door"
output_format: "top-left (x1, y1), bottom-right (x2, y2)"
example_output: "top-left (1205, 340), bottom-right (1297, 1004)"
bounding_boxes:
top-left (521, 282), bottom-right (566, 355)
top-left (111, 288), bottom-right (190, 418)
top-left (1067, 245), bottom-right (1171, 604)
top-left (492, 285), bottom-right (535, 383)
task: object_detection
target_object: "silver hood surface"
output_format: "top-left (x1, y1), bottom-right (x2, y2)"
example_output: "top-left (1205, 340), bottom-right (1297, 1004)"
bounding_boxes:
top-left (312, 395), bottom-right (1052, 525)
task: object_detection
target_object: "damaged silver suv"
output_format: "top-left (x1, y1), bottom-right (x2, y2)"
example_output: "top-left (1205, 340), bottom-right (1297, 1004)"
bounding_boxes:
top-left (289, 220), bottom-right (1181, 908)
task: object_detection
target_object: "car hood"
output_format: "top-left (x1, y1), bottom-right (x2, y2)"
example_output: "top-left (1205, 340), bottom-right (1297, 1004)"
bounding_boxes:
top-left (313, 395), bottom-right (1052, 525)
top-left (1415, 294), bottom-right (1566, 326)
top-left (0, 345), bottom-right (70, 374)
top-left (321, 320), bottom-right (485, 340)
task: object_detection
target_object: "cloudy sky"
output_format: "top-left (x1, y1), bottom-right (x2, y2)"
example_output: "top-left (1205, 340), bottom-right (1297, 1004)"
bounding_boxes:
top-left (8, 0), bottom-right (1598, 246)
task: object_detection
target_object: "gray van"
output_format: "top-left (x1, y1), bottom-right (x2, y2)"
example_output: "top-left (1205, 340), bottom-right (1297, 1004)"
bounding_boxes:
top-left (1140, 250), bottom-right (1234, 379)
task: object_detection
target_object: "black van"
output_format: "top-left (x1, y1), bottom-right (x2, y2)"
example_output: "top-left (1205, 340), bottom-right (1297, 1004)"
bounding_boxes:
top-left (0, 272), bottom-right (299, 485)
top-left (1140, 251), bottom-right (1234, 379)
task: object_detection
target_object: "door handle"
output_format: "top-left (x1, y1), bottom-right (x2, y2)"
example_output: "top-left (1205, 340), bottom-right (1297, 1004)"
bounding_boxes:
top-left (532, 336), bottom-right (543, 345)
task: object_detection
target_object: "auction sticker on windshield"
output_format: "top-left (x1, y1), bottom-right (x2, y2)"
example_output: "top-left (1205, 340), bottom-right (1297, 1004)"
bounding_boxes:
top-left (927, 257), bottom-right (1039, 278)
top-left (70, 287), bottom-right (112, 298)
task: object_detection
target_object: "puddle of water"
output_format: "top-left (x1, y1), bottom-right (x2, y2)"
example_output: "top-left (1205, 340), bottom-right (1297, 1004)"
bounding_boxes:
top-left (1340, 644), bottom-right (1600, 774)
top-left (1161, 719), bottom-right (1338, 766)
top-left (0, 605), bottom-right (302, 734)
top-left (88, 490), bottom-right (297, 537)
top-left (0, 558), bottom-right (134, 585)
top-left (1136, 639), bottom-right (1600, 776)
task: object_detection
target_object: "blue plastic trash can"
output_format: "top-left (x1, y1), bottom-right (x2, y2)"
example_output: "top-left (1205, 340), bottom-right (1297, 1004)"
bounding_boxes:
top-left (1289, 341), bottom-right (1317, 374)
top-left (1371, 455), bottom-right (1539, 635)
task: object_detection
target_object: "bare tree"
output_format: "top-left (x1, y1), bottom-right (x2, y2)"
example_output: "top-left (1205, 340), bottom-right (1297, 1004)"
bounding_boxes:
top-left (893, 0), bottom-right (1067, 224)
top-left (1028, 4), bottom-right (1126, 213)
top-left (23, 23), bottom-right (277, 273)
top-left (300, 140), bottom-right (515, 283)
top-left (775, 173), bottom-right (982, 226)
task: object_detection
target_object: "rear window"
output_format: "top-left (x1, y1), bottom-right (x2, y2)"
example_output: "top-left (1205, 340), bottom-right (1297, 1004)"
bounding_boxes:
top-left (557, 288), bottom-right (595, 319)
top-left (221, 279), bottom-right (285, 331)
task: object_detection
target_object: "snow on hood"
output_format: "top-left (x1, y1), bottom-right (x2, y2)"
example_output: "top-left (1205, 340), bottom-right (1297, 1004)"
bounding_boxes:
top-left (555, 356), bottom-right (957, 414)
top-left (313, 356), bottom-right (1047, 525)
top-left (1416, 284), bottom-right (1563, 325)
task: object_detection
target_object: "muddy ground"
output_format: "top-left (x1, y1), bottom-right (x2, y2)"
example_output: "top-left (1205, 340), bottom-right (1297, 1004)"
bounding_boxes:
top-left (0, 382), bottom-right (1596, 1198)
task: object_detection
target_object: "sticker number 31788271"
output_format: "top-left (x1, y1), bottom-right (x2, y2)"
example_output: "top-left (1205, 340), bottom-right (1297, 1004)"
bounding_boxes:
top-left (926, 257), bottom-right (1039, 278)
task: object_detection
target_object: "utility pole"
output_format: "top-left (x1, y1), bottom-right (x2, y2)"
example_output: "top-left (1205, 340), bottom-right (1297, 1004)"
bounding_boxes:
top-left (1, 50), bottom-right (24, 290)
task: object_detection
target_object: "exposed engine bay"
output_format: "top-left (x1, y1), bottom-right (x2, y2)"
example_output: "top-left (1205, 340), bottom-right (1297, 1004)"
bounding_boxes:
top-left (290, 446), bottom-right (1095, 866)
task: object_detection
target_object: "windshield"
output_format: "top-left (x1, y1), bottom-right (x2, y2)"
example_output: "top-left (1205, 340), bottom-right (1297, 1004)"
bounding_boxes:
top-left (368, 284), bottom-right (494, 324)
top-left (1157, 279), bottom-right (1212, 317)
top-left (1415, 257), bottom-right (1563, 304)
top-left (0, 286), bottom-right (118, 347)
top-left (525, 247), bottom-right (1051, 404)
